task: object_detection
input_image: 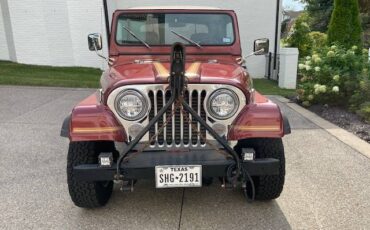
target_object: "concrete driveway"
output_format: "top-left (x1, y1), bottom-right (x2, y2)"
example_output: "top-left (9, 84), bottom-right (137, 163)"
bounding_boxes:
top-left (0, 86), bottom-right (369, 229)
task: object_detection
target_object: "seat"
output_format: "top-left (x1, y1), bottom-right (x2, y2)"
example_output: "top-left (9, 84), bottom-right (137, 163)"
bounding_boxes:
top-left (191, 33), bottom-right (222, 45)
top-left (146, 32), bottom-right (159, 45)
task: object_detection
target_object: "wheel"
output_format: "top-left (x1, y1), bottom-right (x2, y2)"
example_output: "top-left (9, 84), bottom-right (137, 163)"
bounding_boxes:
top-left (236, 138), bottom-right (285, 200)
top-left (67, 141), bottom-right (117, 208)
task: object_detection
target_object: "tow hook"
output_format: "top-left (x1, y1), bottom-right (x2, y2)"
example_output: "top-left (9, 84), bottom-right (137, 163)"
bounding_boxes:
top-left (220, 177), bottom-right (236, 190)
top-left (120, 180), bottom-right (135, 192)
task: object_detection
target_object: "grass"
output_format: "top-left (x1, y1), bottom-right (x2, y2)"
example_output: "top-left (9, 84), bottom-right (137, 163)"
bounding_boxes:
top-left (0, 61), bottom-right (297, 97)
top-left (254, 79), bottom-right (296, 97)
top-left (0, 61), bottom-right (101, 88)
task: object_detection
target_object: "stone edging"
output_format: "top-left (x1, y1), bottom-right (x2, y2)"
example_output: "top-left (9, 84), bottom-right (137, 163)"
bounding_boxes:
top-left (274, 96), bottom-right (370, 159)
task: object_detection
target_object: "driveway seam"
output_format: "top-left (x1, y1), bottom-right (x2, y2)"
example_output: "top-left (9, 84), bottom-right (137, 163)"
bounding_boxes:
top-left (7, 92), bottom-right (70, 123)
top-left (178, 189), bottom-right (185, 230)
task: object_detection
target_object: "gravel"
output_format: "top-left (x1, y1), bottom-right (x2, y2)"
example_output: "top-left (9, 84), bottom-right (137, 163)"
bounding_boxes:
top-left (309, 104), bottom-right (370, 143)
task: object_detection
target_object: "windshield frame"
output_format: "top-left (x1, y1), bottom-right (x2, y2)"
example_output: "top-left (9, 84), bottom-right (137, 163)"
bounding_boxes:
top-left (114, 12), bottom-right (237, 47)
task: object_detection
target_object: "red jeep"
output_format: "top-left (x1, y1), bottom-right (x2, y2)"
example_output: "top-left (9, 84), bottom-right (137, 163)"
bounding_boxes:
top-left (61, 7), bottom-right (290, 208)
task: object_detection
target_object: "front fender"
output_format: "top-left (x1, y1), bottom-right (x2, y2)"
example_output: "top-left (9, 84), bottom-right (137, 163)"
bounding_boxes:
top-left (228, 93), bottom-right (290, 140)
top-left (61, 93), bottom-right (127, 142)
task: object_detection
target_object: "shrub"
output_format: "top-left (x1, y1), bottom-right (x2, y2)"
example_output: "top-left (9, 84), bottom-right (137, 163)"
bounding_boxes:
top-left (284, 13), bottom-right (313, 57)
top-left (350, 73), bottom-right (370, 111)
top-left (357, 102), bottom-right (370, 122)
top-left (297, 45), bottom-right (369, 111)
top-left (308, 32), bottom-right (328, 51)
top-left (327, 0), bottom-right (363, 49)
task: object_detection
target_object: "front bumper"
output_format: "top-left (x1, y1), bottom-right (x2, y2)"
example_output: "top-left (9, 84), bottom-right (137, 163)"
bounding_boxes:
top-left (74, 149), bottom-right (280, 182)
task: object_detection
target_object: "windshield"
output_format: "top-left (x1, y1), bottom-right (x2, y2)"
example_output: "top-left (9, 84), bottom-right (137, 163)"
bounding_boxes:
top-left (116, 13), bottom-right (235, 46)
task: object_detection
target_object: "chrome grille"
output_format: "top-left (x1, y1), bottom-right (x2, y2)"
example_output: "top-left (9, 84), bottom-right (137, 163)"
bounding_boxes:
top-left (107, 84), bottom-right (247, 149)
top-left (148, 89), bottom-right (207, 147)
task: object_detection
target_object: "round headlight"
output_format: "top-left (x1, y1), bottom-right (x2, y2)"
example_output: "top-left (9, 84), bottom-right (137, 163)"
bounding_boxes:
top-left (115, 90), bottom-right (148, 121)
top-left (207, 89), bottom-right (239, 120)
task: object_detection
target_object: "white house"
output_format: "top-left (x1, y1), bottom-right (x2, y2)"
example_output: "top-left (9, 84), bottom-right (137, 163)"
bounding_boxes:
top-left (0, 0), bottom-right (282, 78)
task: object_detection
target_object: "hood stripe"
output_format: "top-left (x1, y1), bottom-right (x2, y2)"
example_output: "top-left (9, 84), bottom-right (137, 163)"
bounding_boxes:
top-left (153, 62), bottom-right (202, 79)
top-left (185, 62), bottom-right (201, 78)
top-left (153, 62), bottom-right (170, 78)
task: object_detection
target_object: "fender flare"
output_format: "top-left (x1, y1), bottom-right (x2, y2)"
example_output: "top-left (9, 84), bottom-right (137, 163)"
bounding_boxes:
top-left (60, 93), bottom-right (127, 142)
top-left (228, 100), bottom-right (290, 140)
top-left (282, 113), bottom-right (291, 135)
top-left (60, 114), bottom-right (71, 138)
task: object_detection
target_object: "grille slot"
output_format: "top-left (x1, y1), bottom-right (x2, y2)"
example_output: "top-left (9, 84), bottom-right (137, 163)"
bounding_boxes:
top-left (148, 89), bottom-right (207, 147)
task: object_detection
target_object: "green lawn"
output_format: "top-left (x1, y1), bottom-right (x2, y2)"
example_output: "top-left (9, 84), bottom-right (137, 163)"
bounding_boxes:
top-left (0, 61), bottom-right (296, 97)
top-left (0, 61), bottom-right (101, 88)
top-left (254, 79), bottom-right (296, 97)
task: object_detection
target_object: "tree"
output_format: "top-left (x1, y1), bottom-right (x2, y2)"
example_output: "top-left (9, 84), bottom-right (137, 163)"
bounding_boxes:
top-left (302, 0), bottom-right (334, 32)
top-left (298, 0), bottom-right (368, 31)
top-left (358, 0), bottom-right (370, 13)
top-left (285, 13), bottom-right (313, 57)
top-left (327, 0), bottom-right (363, 48)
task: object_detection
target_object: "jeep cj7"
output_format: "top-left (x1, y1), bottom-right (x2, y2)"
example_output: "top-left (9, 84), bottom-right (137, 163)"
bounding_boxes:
top-left (61, 7), bottom-right (290, 208)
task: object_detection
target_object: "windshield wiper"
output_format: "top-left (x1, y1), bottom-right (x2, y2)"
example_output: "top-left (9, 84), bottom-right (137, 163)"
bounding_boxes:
top-left (170, 30), bottom-right (202, 48)
top-left (122, 25), bottom-right (151, 49)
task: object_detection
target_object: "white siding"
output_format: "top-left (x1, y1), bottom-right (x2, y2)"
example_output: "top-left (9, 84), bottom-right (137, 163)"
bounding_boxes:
top-left (7, 0), bottom-right (51, 65)
top-left (0, 1), bottom-right (10, 61)
top-left (67, 0), bottom-right (108, 69)
top-left (42, 0), bottom-right (74, 66)
top-left (1, 0), bottom-right (281, 76)
top-left (2, 0), bottom-right (106, 68)
top-left (109, 0), bottom-right (282, 78)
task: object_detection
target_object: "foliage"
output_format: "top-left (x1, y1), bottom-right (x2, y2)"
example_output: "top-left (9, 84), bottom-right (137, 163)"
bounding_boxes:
top-left (362, 13), bottom-right (370, 48)
top-left (327, 0), bottom-right (363, 48)
top-left (357, 102), bottom-right (370, 122)
top-left (309, 32), bottom-right (328, 49)
top-left (284, 16), bottom-right (328, 57)
top-left (297, 45), bottom-right (370, 121)
top-left (284, 13), bottom-right (312, 57)
top-left (300, 0), bottom-right (334, 32)
top-left (350, 75), bottom-right (370, 110)
top-left (298, 0), bottom-right (369, 46)
top-left (358, 0), bottom-right (370, 13)
top-left (281, 18), bottom-right (290, 37)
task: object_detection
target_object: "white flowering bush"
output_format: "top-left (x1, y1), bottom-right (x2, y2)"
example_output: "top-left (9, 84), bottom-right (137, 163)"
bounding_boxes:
top-left (297, 45), bottom-right (370, 121)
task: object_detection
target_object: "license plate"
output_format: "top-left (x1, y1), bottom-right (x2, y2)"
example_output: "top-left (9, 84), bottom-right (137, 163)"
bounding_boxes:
top-left (155, 165), bottom-right (202, 188)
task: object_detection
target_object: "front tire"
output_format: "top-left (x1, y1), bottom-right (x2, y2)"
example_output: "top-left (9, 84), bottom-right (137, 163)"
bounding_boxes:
top-left (236, 138), bottom-right (285, 200)
top-left (67, 141), bottom-right (116, 208)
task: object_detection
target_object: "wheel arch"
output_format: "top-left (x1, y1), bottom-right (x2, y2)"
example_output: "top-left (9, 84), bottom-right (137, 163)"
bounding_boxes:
top-left (60, 93), bottom-right (127, 142)
top-left (228, 98), bottom-right (290, 140)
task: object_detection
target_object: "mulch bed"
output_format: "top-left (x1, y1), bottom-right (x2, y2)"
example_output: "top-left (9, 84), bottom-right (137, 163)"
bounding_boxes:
top-left (308, 104), bottom-right (370, 144)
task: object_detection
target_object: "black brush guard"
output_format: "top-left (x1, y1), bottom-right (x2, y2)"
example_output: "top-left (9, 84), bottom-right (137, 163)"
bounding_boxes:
top-left (73, 44), bottom-right (280, 199)
top-left (114, 43), bottom-right (244, 180)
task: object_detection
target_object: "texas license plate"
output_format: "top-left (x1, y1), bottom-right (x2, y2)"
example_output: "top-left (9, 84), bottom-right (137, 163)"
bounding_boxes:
top-left (155, 165), bottom-right (202, 188)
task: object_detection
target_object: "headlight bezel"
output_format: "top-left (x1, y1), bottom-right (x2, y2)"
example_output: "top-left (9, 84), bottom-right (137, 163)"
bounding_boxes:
top-left (114, 89), bottom-right (149, 121)
top-left (207, 88), bottom-right (240, 120)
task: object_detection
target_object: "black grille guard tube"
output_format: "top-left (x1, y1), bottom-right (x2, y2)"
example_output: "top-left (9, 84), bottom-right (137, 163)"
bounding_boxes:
top-left (115, 95), bottom-right (175, 179)
top-left (115, 43), bottom-right (242, 182)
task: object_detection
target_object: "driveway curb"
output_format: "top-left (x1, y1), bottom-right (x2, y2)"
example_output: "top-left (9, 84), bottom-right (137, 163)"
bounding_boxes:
top-left (274, 96), bottom-right (370, 159)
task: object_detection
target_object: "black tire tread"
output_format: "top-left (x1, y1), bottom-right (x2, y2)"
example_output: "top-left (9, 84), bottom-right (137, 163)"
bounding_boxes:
top-left (67, 141), bottom-right (114, 208)
top-left (237, 138), bottom-right (285, 200)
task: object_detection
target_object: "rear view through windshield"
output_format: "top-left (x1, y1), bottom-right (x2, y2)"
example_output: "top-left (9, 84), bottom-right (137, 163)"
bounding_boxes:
top-left (116, 13), bottom-right (235, 46)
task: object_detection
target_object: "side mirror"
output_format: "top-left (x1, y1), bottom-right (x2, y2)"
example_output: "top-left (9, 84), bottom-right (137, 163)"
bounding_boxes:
top-left (88, 33), bottom-right (103, 51)
top-left (253, 38), bottom-right (269, 55)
